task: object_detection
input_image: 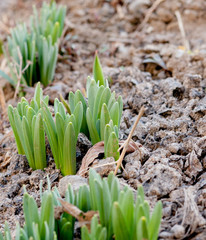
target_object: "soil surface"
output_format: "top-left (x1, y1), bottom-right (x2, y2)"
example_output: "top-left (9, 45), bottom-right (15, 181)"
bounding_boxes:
top-left (0, 0), bottom-right (206, 239)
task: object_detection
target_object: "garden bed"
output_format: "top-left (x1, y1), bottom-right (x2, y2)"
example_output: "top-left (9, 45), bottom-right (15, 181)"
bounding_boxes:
top-left (0, 0), bottom-right (206, 239)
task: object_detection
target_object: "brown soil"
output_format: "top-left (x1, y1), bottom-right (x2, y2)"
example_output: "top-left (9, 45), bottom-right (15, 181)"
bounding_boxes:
top-left (0, 0), bottom-right (206, 239)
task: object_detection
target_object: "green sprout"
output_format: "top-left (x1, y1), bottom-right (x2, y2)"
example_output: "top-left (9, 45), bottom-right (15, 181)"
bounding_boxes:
top-left (7, 24), bottom-right (36, 86)
top-left (30, 2), bottom-right (66, 41)
top-left (0, 177), bottom-right (75, 240)
top-left (1, 2), bottom-right (66, 87)
top-left (8, 83), bottom-right (48, 170)
top-left (23, 191), bottom-right (55, 239)
top-left (90, 54), bottom-right (123, 160)
top-left (0, 170), bottom-right (162, 240)
top-left (0, 189), bottom-right (56, 240)
top-left (81, 215), bottom-right (107, 240)
top-left (60, 54), bottom-right (123, 161)
top-left (93, 52), bottom-right (105, 86)
top-left (112, 186), bottom-right (162, 240)
top-left (83, 169), bottom-right (163, 240)
top-left (8, 82), bottom-right (83, 175)
top-left (52, 185), bottom-right (75, 240)
top-left (68, 76), bottom-right (123, 161)
top-left (41, 98), bottom-right (83, 176)
top-left (37, 35), bottom-right (58, 86)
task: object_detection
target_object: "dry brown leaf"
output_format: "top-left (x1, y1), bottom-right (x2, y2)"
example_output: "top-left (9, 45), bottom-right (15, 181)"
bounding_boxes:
top-left (58, 199), bottom-right (98, 229)
top-left (78, 141), bottom-right (104, 176)
top-left (59, 199), bottom-right (82, 219)
top-left (78, 140), bottom-right (141, 176)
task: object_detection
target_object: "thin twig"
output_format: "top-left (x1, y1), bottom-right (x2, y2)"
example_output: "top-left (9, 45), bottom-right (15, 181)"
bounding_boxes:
top-left (22, 60), bottom-right (32, 73)
top-left (0, 87), bottom-right (6, 113)
top-left (121, 163), bottom-right (127, 175)
top-left (114, 106), bottom-right (145, 175)
top-left (175, 10), bottom-right (190, 51)
top-left (138, 0), bottom-right (165, 31)
top-left (13, 47), bottom-right (31, 98)
top-left (14, 47), bottom-right (23, 99)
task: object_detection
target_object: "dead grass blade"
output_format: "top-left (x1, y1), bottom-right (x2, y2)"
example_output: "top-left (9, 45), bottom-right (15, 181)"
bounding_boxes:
top-left (0, 87), bottom-right (6, 113)
top-left (13, 47), bottom-right (31, 99)
top-left (58, 198), bottom-right (98, 229)
top-left (175, 10), bottom-right (190, 51)
top-left (114, 106), bottom-right (145, 175)
top-left (138, 0), bottom-right (165, 31)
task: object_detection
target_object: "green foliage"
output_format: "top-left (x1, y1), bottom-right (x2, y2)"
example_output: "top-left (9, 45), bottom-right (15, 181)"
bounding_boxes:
top-left (0, 170), bottom-right (162, 240)
top-left (83, 169), bottom-right (162, 240)
top-left (8, 83), bottom-right (48, 170)
top-left (52, 186), bottom-right (75, 240)
top-left (24, 191), bottom-right (55, 239)
top-left (112, 186), bottom-right (162, 240)
top-left (88, 169), bottom-right (120, 238)
top-left (8, 82), bottom-right (83, 175)
top-left (7, 24), bottom-right (36, 86)
top-left (0, 222), bottom-right (12, 240)
top-left (0, 188), bottom-right (56, 240)
top-left (104, 121), bottom-right (119, 161)
top-left (66, 54), bottom-right (123, 161)
top-left (68, 76), bottom-right (123, 160)
top-left (41, 98), bottom-right (83, 175)
top-left (81, 215), bottom-right (107, 240)
top-left (36, 35), bottom-right (58, 87)
top-left (30, 2), bottom-right (66, 41)
top-left (3, 2), bottom-right (66, 87)
top-left (68, 89), bottom-right (88, 136)
top-left (89, 56), bottom-right (123, 160)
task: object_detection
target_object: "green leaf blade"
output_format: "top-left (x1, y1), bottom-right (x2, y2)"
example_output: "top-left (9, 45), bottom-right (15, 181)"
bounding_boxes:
top-left (112, 202), bottom-right (129, 240)
top-left (33, 113), bottom-right (47, 170)
top-left (93, 53), bottom-right (105, 86)
top-left (62, 122), bottom-right (76, 175)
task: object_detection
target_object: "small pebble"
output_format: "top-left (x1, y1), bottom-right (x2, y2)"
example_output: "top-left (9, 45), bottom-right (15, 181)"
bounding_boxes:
top-left (171, 224), bottom-right (185, 238)
top-left (169, 143), bottom-right (180, 154)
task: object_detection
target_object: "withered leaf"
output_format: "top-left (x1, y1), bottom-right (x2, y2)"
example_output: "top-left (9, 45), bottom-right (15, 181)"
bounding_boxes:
top-left (143, 54), bottom-right (167, 70)
top-left (58, 198), bottom-right (98, 229)
top-left (78, 141), bottom-right (104, 176)
top-left (78, 140), bottom-right (141, 177)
